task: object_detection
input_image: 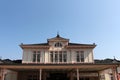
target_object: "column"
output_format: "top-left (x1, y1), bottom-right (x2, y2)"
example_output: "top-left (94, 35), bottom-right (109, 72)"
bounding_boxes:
top-left (112, 66), bottom-right (118, 80)
top-left (77, 68), bottom-right (79, 80)
top-left (53, 52), bottom-right (55, 63)
top-left (39, 69), bottom-right (42, 80)
top-left (1, 68), bottom-right (6, 80)
top-left (70, 72), bottom-right (73, 80)
top-left (98, 72), bottom-right (101, 80)
top-left (70, 50), bottom-right (72, 63)
top-left (47, 51), bottom-right (49, 63)
top-left (43, 72), bottom-right (47, 80)
top-left (43, 51), bottom-right (45, 63)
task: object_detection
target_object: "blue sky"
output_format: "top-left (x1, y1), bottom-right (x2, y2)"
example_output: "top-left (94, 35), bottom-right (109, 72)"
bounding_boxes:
top-left (0, 0), bottom-right (120, 60)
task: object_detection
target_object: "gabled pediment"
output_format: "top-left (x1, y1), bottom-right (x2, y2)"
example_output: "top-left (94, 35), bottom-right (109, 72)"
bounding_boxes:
top-left (47, 34), bottom-right (69, 42)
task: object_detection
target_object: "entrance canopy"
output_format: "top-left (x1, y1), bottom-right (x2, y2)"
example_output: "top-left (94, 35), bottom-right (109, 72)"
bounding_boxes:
top-left (0, 63), bottom-right (119, 72)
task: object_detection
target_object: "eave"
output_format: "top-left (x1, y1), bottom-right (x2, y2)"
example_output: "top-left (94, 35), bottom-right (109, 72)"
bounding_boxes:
top-left (66, 45), bottom-right (96, 49)
top-left (20, 45), bottom-right (50, 49)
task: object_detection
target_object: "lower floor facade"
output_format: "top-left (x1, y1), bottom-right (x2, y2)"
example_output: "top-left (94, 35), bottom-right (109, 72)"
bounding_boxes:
top-left (0, 63), bottom-right (120, 80)
top-left (17, 70), bottom-right (99, 80)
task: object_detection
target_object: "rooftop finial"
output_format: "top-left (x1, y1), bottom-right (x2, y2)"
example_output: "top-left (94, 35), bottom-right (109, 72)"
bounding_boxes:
top-left (57, 31), bottom-right (60, 37)
top-left (114, 56), bottom-right (116, 60)
top-left (113, 56), bottom-right (117, 63)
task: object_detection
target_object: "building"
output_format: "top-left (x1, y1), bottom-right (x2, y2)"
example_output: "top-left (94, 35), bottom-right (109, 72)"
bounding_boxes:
top-left (0, 34), bottom-right (120, 80)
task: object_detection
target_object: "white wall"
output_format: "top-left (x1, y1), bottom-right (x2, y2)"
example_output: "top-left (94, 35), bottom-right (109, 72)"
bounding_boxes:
top-left (22, 48), bottom-right (94, 63)
top-left (5, 70), bottom-right (17, 80)
top-left (70, 49), bottom-right (94, 63)
top-left (99, 69), bottom-right (113, 80)
top-left (44, 50), bottom-right (49, 63)
top-left (117, 67), bottom-right (120, 73)
top-left (22, 49), bottom-right (47, 63)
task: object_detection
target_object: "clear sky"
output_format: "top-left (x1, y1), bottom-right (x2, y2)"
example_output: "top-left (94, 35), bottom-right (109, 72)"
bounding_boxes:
top-left (0, 0), bottom-right (120, 60)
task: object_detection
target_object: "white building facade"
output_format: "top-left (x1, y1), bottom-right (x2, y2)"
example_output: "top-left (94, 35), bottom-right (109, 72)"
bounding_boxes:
top-left (0, 34), bottom-right (120, 80)
top-left (21, 34), bottom-right (94, 64)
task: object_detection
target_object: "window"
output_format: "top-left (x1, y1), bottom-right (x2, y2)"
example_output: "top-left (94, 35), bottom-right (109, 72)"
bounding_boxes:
top-left (55, 51), bottom-right (58, 62)
top-left (50, 51), bottom-right (53, 62)
top-left (76, 51), bottom-right (80, 62)
top-left (80, 51), bottom-right (84, 62)
top-left (50, 51), bottom-right (67, 63)
top-left (59, 51), bottom-right (62, 62)
top-left (63, 51), bottom-right (67, 62)
top-left (32, 51), bottom-right (41, 63)
top-left (55, 42), bottom-right (62, 47)
top-left (76, 51), bottom-right (84, 62)
top-left (37, 54), bottom-right (40, 62)
top-left (33, 54), bottom-right (36, 62)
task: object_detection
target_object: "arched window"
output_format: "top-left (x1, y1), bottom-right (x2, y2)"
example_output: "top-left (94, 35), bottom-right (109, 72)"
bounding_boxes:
top-left (54, 42), bottom-right (62, 47)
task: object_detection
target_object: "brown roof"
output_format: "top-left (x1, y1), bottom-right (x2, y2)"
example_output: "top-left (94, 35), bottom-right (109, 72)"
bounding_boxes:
top-left (20, 35), bottom-right (96, 49)
top-left (20, 43), bottom-right (50, 49)
top-left (68, 43), bottom-right (96, 46)
top-left (21, 43), bottom-right (49, 46)
top-left (20, 42), bottom-right (96, 47)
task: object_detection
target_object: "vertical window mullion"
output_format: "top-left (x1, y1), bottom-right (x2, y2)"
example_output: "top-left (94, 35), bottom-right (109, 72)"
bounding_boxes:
top-left (79, 53), bottom-right (81, 62)
top-left (58, 51), bottom-right (59, 63)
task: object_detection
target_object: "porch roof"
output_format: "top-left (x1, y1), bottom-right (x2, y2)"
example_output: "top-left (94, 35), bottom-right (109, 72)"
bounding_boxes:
top-left (0, 63), bottom-right (119, 72)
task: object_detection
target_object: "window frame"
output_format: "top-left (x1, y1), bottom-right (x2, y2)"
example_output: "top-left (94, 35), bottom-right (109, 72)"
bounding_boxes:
top-left (32, 51), bottom-right (41, 63)
top-left (49, 51), bottom-right (67, 63)
top-left (54, 42), bottom-right (62, 47)
top-left (76, 51), bottom-right (84, 62)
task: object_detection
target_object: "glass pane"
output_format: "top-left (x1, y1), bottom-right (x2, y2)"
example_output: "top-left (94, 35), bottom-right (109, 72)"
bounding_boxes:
top-left (63, 53), bottom-right (67, 62)
top-left (55, 53), bottom-right (58, 62)
top-left (37, 53), bottom-right (40, 62)
top-left (50, 52), bottom-right (53, 62)
top-left (33, 53), bottom-right (36, 62)
top-left (76, 53), bottom-right (80, 62)
top-left (55, 42), bottom-right (62, 47)
top-left (59, 53), bottom-right (62, 62)
top-left (81, 53), bottom-right (84, 62)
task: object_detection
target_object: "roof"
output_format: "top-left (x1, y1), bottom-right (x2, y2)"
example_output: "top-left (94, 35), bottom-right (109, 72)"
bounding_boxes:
top-left (20, 43), bottom-right (50, 49)
top-left (68, 43), bottom-right (96, 46)
top-left (20, 35), bottom-right (96, 49)
top-left (20, 42), bottom-right (96, 49)
top-left (21, 43), bottom-right (95, 46)
top-left (0, 60), bottom-right (3, 63)
top-left (66, 43), bottom-right (96, 49)
top-left (21, 43), bottom-right (49, 46)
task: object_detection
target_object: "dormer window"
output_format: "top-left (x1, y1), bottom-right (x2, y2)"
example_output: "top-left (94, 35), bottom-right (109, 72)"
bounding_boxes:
top-left (55, 42), bottom-right (62, 47)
